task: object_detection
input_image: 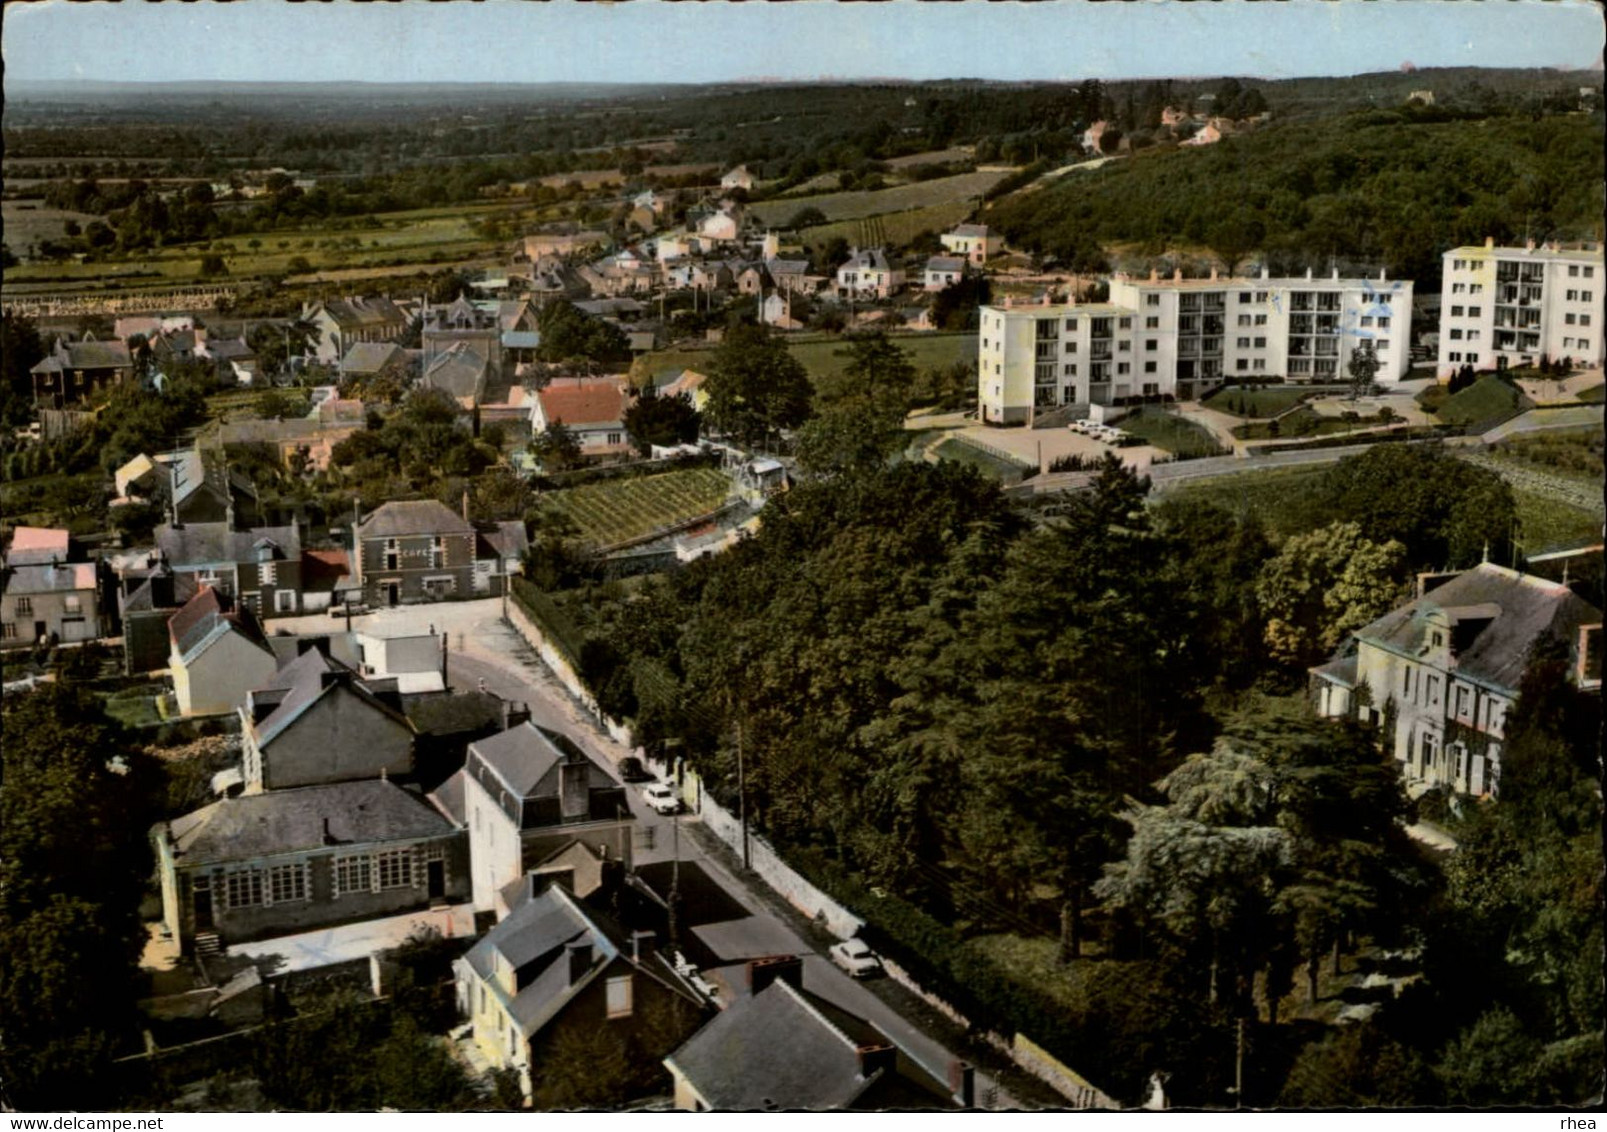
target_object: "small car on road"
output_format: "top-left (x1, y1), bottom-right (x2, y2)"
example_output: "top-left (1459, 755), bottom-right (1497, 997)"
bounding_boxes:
top-left (642, 781), bottom-right (680, 815)
top-left (829, 937), bottom-right (882, 978)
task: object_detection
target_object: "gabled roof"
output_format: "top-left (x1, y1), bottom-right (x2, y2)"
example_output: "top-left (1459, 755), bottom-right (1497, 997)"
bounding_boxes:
top-left (461, 884), bottom-right (618, 1037)
top-left (157, 523), bottom-right (300, 570)
top-left (339, 341), bottom-right (406, 376)
top-left (421, 342), bottom-right (489, 405)
top-left (247, 646), bottom-right (414, 751)
top-left (64, 337), bottom-right (133, 369)
top-left (478, 520), bottom-right (529, 562)
top-left (1353, 563), bottom-right (1602, 692)
top-left (947, 223), bottom-right (990, 239)
top-left (166, 777), bottom-right (453, 866)
top-left (169, 585), bottom-right (273, 664)
top-left (925, 256), bottom-right (967, 273)
top-left (536, 380), bottom-right (626, 429)
top-left (841, 248), bottom-right (894, 274)
top-left (5, 526), bottom-right (70, 567)
top-left (310, 296), bottom-right (407, 330)
top-left (467, 720), bottom-right (621, 800)
top-left (355, 499), bottom-right (475, 540)
top-left (3, 562), bottom-right (96, 596)
top-left (664, 976), bottom-right (954, 1111)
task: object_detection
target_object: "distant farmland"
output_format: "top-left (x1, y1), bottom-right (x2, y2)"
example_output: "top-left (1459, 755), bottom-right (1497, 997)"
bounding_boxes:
top-left (748, 168), bottom-right (1015, 228)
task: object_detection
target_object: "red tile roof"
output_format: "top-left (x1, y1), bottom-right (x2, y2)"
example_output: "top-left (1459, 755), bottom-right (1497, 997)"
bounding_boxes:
top-left (537, 380), bottom-right (625, 428)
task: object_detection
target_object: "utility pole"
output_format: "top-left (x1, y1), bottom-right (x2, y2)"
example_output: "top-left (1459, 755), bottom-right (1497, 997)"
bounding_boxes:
top-left (668, 810), bottom-right (681, 946)
top-left (737, 716), bottom-right (749, 870)
top-left (1234, 1017), bottom-right (1245, 1110)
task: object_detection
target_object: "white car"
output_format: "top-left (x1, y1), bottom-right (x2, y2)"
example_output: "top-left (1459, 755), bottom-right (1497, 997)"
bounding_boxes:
top-left (642, 781), bottom-right (680, 815)
top-left (829, 937), bottom-right (882, 978)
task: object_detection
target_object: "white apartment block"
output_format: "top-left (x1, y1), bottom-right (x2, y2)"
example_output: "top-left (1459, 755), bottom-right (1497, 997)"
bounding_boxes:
top-left (978, 268), bottom-right (1413, 425)
top-left (1436, 239), bottom-right (1605, 377)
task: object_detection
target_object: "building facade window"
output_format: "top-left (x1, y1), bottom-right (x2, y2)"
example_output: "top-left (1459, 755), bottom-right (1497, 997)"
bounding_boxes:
top-left (606, 975), bottom-right (634, 1019)
top-left (15, 597), bottom-right (32, 616)
top-left (335, 854), bottom-right (372, 896)
top-left (377, 848), bottom-right (414, 890)
top-left (224, 869), bottom-right (265, 910)
top-left (269, 863), bottom-right (309, 904)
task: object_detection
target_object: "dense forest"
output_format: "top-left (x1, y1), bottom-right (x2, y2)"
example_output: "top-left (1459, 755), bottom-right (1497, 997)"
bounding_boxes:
top-left (525, 391), bottom-right (1598, 1104)
top-left (988, 108), bottom-right (1605, 286)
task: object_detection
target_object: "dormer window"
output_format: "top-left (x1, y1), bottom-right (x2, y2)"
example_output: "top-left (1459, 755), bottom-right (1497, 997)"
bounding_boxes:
top-left (1431, 631), bottom-right (1444, 648)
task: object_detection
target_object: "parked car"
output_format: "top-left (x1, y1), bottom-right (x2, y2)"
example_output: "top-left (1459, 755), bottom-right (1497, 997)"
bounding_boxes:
top-left (618, 756), bottom-right (653, 783)
top-left (829, 937), bottom-right (882, 978)
top-left (642, 781), bottom-right (680, 815)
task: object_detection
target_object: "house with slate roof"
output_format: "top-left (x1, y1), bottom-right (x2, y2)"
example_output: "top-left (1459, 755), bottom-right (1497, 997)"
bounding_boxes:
top-left (664, 955), bottom-right (960, 1111)
top-left (351, 499), bottom-right (478, 606)
top-left (1312, 562), bottom-right (1602, 797)
top-left (155, 520), bottom-right (304, 617)
top-left (29, 335), bottom-right (135, 408)
top-left (302, 296), bottom-right (411, 365)
top-left (338, 341), bottom-right (409, 383)
top-left (421, 341), bottom-right (492, 408)
top-left (1, 558), bottom-right (101, 648)
top-left (152, 776), bottom-right (468, 953)
top-left (454, 880), bottom-right (706, 1103)
top-left (168, 586), bottom-right (278, 717)
top-left (430, 720), bottom-right (633, 915)
top-left (924, 255), bottom-right (968, 292)
top-left (835, 247), bottom-right (905, 300)
top-left (167, 447), bottom-right (261, 528)
top-left (238, 646), bottom-right (416, 793)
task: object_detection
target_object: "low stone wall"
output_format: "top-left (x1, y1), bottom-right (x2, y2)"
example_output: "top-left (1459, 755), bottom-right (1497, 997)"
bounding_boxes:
top-left (503, 598), bottom-right (635, 749)
top-left (1012, 1032), bottom-right (1118, 1110)
top-left (693, 781), bottom-right (865, 942)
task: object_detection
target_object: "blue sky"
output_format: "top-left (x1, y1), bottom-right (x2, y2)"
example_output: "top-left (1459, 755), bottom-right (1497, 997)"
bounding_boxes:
top-left (4, 0), bottom-right (1603, 86)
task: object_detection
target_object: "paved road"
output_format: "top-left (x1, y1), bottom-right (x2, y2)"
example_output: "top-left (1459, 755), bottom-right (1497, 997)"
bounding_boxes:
top-left (273, 598), bottom-right (1026, 1108)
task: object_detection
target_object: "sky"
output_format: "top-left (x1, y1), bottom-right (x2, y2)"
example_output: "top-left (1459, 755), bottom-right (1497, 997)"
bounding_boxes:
top-left (3, 0), bottom-right (1603, 87)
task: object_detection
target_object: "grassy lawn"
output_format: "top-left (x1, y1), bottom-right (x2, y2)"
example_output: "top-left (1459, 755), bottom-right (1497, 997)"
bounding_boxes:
top-left (1232, 406), bottom-right (1393, 441)
top-left (747, 169), bottom-right (1013, 228)
top-left (536, 465), bottom-right (732, 549)
top-left (1161, 465), bottom-right (1331, 541)
top-left (1515, 487), bottom-right (1603, 554)
top-left (933, 436), bottom-right (1030, 482)
top-left (1577, 383), bottom-right (1606, 403)
top-left (1203, 385), bottom-right (1311, 418)
top-left (101, 684), bottom-right (167, 730)
top-left (1118, 406), bottom-right (1228, 458)
top-left (1423, 375), bottom-right (1529, 429)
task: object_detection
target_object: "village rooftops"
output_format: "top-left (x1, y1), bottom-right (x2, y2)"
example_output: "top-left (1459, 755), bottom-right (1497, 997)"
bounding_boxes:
top-left (355, 499), bottom-right (475, 540)
top-left (308, 296), bottom-right (407, 330)
top-left (245, 646), bottom-right (413, 750)
top-left (339, 341), bottom-right (408, 376)
top-left (4, 526), bottom-right (71, 567)
top-left (947, 223), bottom-right (991, 239)
top-left (1445, 238), bottom-right (1604, 263)
top-left (466, 720), bottom-right (622, 801)
top-left (165, 777), bottom-right (453, 867)
top-left (1352, 563), bottom-right (1601, 693)
top-left (157, 523), bottom-right (300, 570)
top-left (925, 256), bottom-right (967, 273)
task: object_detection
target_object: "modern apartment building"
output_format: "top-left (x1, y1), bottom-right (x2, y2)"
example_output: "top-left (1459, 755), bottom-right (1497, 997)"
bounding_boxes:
top-left (1436, 239), bottom-right (1605, 377)
top-left (978, 268), bottom-right (1413, 425)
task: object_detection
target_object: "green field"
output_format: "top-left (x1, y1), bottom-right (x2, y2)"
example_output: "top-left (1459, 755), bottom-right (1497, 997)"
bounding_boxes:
top-left (1233, 406), bottom-right (1394, 441)
top-left (1204, 385), bottom-right (1311, 418)
top-left (3, 200), bottom-right (529, 291)
top-left (747, 169), bottom-right (1013, 228)
top-left (1117, 406), bottom-right (1228, 458)
top-left (1577, 383), bottom-right (1606, 404)
top-left (1515, 487), bottom-right (1604, 554)
top-left (537, 465), bottom-right (732, 549)
top-left (795, 201), bottom-right (980, 257)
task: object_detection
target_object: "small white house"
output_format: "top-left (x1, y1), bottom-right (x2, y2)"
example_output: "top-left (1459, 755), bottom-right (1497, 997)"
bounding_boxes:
top-left (721, 166), bottom-right (756, 192)
top-left (835, 248), bottom-right (904, 300)
top-left (940, 224), bottom-right (1002, 266)
top-left (698, 211), bottom-right (740, 243)
top-left (923, 256), bottom-right (967, 292)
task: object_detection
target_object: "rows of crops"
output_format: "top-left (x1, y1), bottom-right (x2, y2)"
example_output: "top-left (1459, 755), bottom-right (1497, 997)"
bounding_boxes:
top-left (539, 465), bottom-right (733, 549)
top-left (747, 169), bottom-right (1014, 228)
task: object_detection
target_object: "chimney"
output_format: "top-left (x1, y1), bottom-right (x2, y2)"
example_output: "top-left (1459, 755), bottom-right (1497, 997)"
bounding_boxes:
top-left (948, 1062), bottom-right (977, 1109)
top-left (558, 756), bottom-right (590, 820)
top-left (1485, 236), bottom-right (1495, 249)
top-left (1172, 268), bottom-right (1182, 283)
top-left (1306, 267), bottom-right (1314, 281)
top-left (461, 489), bottom-right (470, 523)
top-left (566, 939), bottom-right (593, 985)
top-left (1209, 266), bottom-right (1218, 281)
top-left (857, 1044), bottom-right (898, 1081)
top-left (747, 954), bottom-right (804, 995)
top-left (630, 930), bottom-right (656, 964)
top-left (1332, 267), bottom-right (1339, 280)
top-left (1149, 267), bottom-right (1158, 283)
top-left (1526, 238), bottom-right (1536, 253)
